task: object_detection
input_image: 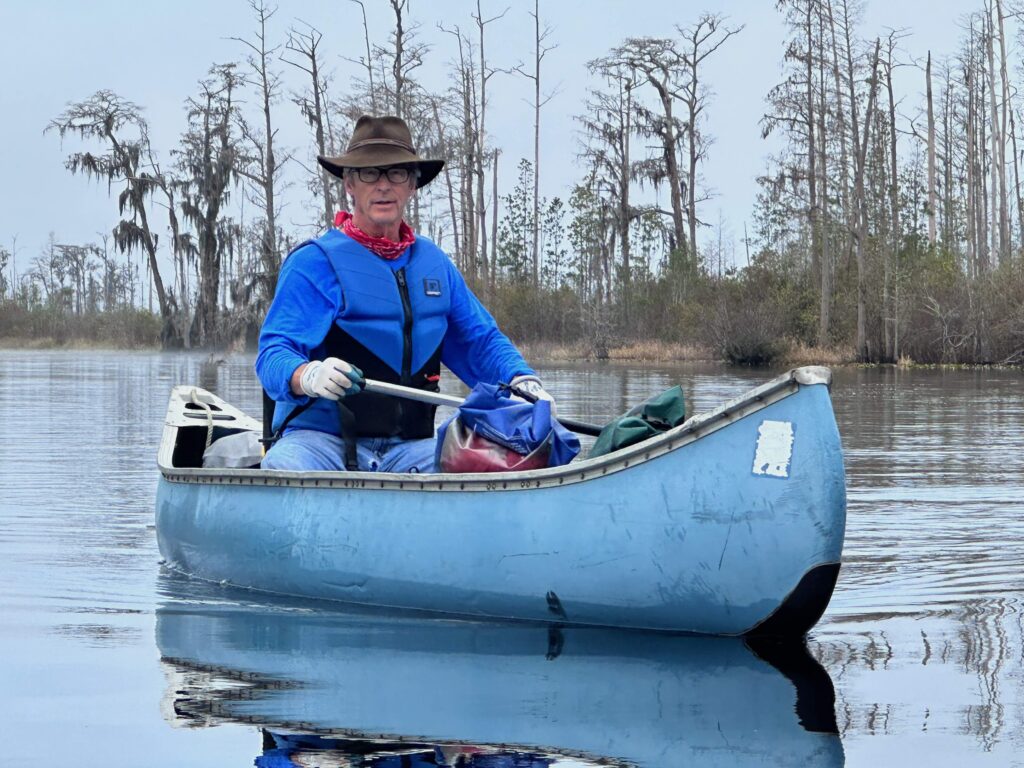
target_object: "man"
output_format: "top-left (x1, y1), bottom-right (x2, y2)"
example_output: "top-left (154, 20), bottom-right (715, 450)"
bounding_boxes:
top-left (256, 114), bottom-right (553, 472)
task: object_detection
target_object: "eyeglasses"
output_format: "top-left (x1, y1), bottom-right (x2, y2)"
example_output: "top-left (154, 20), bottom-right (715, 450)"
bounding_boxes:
top-left (351, 166), bottom-right (413, 184)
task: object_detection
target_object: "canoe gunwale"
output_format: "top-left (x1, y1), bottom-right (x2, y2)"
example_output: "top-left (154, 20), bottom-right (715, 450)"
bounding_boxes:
top-left (158, 366), bottom-right (831, 493)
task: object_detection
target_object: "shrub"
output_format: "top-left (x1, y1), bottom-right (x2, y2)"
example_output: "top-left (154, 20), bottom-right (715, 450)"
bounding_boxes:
top-left (699, 276), bottom-right (791, 365)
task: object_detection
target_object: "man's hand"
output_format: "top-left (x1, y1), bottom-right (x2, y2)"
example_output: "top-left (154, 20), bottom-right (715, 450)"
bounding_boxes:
top-left (298, 358), bottom-right (365, 400)
top-left (509, 374), bottom-right (557, 417)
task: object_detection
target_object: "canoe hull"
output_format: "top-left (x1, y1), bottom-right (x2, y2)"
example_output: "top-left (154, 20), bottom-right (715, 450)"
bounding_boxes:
top-left (156, 371), bottom-right (846, 635)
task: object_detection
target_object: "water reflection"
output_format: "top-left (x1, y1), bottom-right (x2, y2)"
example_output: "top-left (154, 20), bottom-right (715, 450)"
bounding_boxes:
top-left (156, 576), bottom-right (843, 768)
top-left (256, 732), bottom-right (611, 768)
top-left (812, 596), bottom-right (1024, 753)
top-left (7, 350), bottom-right (1024, 765)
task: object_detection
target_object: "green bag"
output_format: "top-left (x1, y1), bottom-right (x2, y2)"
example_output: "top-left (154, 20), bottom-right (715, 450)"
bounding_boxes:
top-left (588, 385), bottom-right (687, 458)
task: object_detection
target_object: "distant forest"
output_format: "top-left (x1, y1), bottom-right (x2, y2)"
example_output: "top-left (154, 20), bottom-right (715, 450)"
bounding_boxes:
top-left (3, 0), bottom-right (1024, 365)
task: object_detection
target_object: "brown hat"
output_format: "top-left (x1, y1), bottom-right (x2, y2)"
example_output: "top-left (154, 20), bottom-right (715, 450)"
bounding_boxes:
top-left (317, 115), bottom-right (444, 188)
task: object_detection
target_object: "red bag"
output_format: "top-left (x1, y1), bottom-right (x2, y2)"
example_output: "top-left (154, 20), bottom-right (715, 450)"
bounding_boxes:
top-left (437, 418), bottom-right (551, 473)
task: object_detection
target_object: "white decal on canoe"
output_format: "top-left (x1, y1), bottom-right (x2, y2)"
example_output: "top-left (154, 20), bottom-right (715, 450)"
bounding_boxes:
top-left (752, 420), bottom-right (794, 478)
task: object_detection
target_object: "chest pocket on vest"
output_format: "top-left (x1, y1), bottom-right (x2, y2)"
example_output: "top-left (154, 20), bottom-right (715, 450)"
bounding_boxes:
top-left (406, 268), bottom-right (451, 375)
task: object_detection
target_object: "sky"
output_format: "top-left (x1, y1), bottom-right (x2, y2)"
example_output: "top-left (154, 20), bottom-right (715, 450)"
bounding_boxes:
top-left (0, 0), bottom-right (972, 285)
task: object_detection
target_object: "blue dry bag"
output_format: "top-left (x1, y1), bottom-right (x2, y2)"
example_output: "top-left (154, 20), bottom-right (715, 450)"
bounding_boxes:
top-left (435, 383), bottom-right (580, 473)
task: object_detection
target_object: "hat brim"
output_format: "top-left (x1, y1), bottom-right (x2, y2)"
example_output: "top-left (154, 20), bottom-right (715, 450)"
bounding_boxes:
top-left (318, 153), bottom-right (444, 189)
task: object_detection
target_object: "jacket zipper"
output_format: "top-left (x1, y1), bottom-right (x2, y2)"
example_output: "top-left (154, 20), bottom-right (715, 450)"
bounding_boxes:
top-left (394, 268), bottom-right (414, 385)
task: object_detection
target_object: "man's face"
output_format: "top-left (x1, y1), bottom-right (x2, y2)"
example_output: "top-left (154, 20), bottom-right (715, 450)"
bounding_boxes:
top-left (345, 166), bottom-right (417, 237)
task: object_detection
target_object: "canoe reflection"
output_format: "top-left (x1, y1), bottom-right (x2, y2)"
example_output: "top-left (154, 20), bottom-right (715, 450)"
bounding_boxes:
top-left (156, 590), bottom-right (844, 767)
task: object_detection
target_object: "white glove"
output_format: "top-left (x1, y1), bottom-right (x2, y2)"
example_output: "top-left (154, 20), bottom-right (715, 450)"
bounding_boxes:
top-left (510, 374), bottom-right (557, 417)
top-left (299, 357), bottom-right (364, 400)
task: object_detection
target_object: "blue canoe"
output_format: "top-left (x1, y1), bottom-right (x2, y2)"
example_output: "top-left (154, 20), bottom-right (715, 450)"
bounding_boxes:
top-left (155, 366), bottom-right (846, 636)
top-left (155, 588), bottom-right (844, 767)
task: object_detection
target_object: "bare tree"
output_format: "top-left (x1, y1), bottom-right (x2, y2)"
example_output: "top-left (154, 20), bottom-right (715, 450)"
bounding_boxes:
top-left (0, 246), bottom-right (10, 300)
top-left (349, 0), bottom-right (428, 121)
top-left (513, 0), bottom-right (557, 288)
top-left (55, 243), bottom-right (97, 315)
top-left (676, 15), bottom-right (743, 265)
top-left (883, 31), bottom-right (906, 361)
top-left (883, 29), bottom-right (909, 362)
top-left (853, 39), bottom-right (881, 360)
top-left (286, 21), bottom-right (337, 228)
top-left (613, 37), bottom-right (688, 261)
top-left (341, 1), bottom-right (431, 232)
top-left (926, 50), bottom-right (938, 247)
top-left (963, 15), bottom-right (989, 275)
top-left (472, 0), bottom-right (510, 292)
top-left (439, 23), bottom-right (479, 277)
top-left (999, 0), bottom-right (1024, 248)
top-left (764, 0), bottom-right (826, 343)
top-left (431, 95), bottom-right (461, 260)
top-left (581, 59), bottom-right (637, 315)
top-left (491, 147), bottom-right (500, 290)
top-left (390, 0), bottom-right (410, 118)
top-left (348, 0), bottom-right (378, 113)
top-left (984, 2), bottom-right (1008, 263)
top-left (3, 236), bottom-right (18, 302)
top-left (232, 0), bottom-right (286, 289)
top-left (177, 64), bottom-right (244, 348)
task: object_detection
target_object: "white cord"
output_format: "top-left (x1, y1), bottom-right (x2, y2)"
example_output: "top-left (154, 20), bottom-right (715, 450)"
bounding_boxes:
top-left (190, 389), bottom-right (215, 450)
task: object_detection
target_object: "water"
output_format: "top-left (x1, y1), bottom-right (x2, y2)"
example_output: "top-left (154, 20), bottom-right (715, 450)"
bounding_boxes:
top-left (2, 350), bottom-right (1023, 766)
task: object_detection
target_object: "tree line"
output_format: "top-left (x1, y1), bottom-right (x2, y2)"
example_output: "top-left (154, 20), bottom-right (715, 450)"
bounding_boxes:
top-left (3, 0), bottom-right (1023, 365)
top-left (753, 0), bottom-right (1024, 365)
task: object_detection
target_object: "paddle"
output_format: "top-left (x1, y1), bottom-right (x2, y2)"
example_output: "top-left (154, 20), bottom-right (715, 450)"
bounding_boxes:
top-left (362, 378), bottom-right (604, 437)
top-left (263, 378), bottom-right (605, 446)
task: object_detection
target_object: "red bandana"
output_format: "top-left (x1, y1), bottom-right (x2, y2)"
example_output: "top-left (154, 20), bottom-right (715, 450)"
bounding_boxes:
top-left (334, 211), bottom-right (415, 260)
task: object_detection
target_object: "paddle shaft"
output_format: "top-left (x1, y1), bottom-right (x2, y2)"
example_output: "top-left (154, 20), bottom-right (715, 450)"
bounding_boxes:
top-left (363, 378), bottom-right (603, 437)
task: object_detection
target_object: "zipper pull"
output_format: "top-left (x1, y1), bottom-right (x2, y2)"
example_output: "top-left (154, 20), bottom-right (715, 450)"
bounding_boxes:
top-left (396, 269), bottom-right (407, 287)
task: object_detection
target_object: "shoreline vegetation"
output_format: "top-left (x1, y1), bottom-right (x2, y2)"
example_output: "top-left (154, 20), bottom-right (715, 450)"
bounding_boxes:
top-left (3, 332), bottom-right (1017, 371)
top-left (7, 4), bottom-right (1024, 371)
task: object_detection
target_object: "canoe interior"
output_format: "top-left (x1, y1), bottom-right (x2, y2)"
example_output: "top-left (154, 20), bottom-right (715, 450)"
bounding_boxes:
top-left (170, 394), bottom-right (262, 469)
top-left (174, 428), bottom-right (255, 469)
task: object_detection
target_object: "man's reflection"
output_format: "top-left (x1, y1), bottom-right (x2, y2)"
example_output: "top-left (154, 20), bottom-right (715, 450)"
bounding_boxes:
top-left (257, 732), bottom-right (566, 768)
